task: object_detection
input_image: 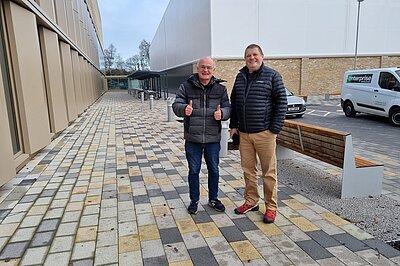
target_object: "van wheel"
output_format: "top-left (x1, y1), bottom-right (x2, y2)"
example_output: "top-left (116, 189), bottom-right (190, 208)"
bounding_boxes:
top-left (343, 101), bottom-right (356, 117)
top-left (389, 108), bottom-right (400, 126)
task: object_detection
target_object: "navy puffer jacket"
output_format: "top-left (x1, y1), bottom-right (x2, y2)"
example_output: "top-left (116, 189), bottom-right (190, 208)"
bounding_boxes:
top-left (173, 74), bottom-right (231, 143)
top-left (229, 64), bottom-right (287, 134)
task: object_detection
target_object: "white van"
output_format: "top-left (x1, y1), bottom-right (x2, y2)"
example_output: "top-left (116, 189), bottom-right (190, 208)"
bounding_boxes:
top-left (341, 67), bottom-right (400, 126)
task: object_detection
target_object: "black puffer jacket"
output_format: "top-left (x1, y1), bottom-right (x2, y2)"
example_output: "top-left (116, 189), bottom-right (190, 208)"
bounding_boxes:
top-left (173, 74), bottom-right (231, 143)
top-left (229, 64), bottom-right (287, 134)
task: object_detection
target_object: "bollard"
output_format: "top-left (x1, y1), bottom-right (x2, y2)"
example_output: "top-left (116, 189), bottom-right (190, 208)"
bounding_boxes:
top-left (324, 93), bottom-right (330, 101)
top-left (220, 121), bottom-right (229, 157)
top-left (167, 98), bottom-right (174, 122)
top-left (140, 91), bottom-right (144, 103)
top-left (149, 94), bottom-right (154, 110)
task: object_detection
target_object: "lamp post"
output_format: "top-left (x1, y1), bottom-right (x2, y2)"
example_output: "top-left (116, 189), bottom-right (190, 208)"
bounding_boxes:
top-left (354, 0), bottom-right (364, 69)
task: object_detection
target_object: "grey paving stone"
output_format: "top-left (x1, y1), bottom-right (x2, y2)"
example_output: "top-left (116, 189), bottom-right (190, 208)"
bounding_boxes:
top-left (37, 219), bottom-right (60, 232)
top-left (332, 233), bottom-right (370, 252)
top-left (306, 230), bottom-right (341, 248)
top-left (19, 194), bottom-right (40, 203)
top-left (18, 179), bottom-right (37, 186)
top-left (143, 256), bottom-right (168, 265)
top-left (133, 195), bottom-right (150, 204)
top-left (363, 239), bottom-right (400, 258)
top-left (163, 191), bottom-right (180, 200)
top-left (232, 217), bottom-right (258, 232)
top-left (30, 231), bottom-right (56, 247)
top-left (296, 239), bottom-right (334, 260)
top-left (175, 186), bottom-right (189, 194)
top-left (118, 193), bottom-right (133, 201)
top-left (147, 189), bottom-right (163, 197)
top-left (159, 227), bottom-right (184, 245)
top-left (191, 211), bottom-right (213, 224)
top-left (278, 186), bottom-right (298, 195)
top-left (219, 226), bottom-right (247, 243)
top-left (41, 189), bottom-right (58, 197)
top-left (0, 209), bottom-right (11, 221)
top-left (0, 241), bottom-right (29, 259)
top-left (188, 247), bottom-right (218, 266)
top-left (129, 175), bottom-right (143, 182)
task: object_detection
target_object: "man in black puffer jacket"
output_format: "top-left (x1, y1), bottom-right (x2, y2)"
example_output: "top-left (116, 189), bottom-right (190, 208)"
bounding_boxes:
top-left (173, 56), bottom-right (230, 215)
top-left (230, 44), bottom-right (287, 223)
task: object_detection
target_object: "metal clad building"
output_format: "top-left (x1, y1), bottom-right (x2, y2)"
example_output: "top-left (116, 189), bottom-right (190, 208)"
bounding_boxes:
top-left (150, 0), bottom-right (400, 96)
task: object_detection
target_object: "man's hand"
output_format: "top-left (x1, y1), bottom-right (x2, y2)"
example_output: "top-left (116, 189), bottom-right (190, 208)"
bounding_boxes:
top-left (214, 105), bottom-right (222, 120)
top-left (185, 100), bottom-right (193, 116)
top-left (230, 128), bottom-right (238, 138)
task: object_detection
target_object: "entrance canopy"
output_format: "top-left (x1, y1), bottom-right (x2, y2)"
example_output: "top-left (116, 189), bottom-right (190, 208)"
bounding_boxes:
top-left (128, 71), bottom-right (160, 80)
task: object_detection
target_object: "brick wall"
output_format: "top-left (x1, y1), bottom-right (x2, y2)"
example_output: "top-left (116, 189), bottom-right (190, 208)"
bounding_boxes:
top-left (212, 56), bottom-right (400, 96)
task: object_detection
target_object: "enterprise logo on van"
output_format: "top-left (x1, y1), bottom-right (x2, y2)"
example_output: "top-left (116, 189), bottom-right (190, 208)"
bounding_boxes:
top-left (346, 74), bottom-right (373, 83)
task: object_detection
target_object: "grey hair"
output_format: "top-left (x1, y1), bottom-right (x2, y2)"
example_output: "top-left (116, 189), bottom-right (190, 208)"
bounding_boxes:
top-left (196, 56), bottom-right (216, 69)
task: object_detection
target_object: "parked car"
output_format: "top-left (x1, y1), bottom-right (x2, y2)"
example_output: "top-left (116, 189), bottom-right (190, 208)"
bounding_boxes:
top-left (285, 88), bottom-right (306, 118)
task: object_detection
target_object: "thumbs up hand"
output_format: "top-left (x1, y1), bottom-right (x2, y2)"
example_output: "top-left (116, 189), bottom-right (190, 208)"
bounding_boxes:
top-left (185, 100), bottom-right (193, 116)
top-left (214, 104), bottom-right (222, 121)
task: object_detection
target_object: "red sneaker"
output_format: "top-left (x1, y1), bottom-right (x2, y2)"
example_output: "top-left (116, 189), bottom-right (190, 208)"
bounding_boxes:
top-left (263, 209), bottom-right (276, 223)
top-left (234, 203), bottom-right (259, 214)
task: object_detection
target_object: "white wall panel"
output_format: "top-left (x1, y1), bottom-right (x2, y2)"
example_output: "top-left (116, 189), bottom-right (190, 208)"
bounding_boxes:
top-left (152, 0), bottom-right (400, 70)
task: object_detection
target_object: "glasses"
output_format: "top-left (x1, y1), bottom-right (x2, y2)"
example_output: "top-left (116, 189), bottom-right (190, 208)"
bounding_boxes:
top-left (198, 65), bottom-right (214, 70)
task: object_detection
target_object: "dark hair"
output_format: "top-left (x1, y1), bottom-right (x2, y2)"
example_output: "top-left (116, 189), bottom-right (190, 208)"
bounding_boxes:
top-left (244, 44), bottom-right (264, 58)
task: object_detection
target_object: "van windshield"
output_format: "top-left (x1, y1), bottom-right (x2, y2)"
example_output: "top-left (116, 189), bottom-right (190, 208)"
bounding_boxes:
top-left (396, 70), bottom-right (400, 78)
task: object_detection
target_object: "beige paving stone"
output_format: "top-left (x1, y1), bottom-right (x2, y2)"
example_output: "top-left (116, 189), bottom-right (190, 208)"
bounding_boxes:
top-left (65, 202), bottom-right (84, 212)
top-left (85, 195), bottom-right (101, 205)
top-left (152, 205), bottom-right (172, 217)
top-left (76, 226), bottom-right (98, 242)
top-left (118, 185), bottom-right (132, 193)
top-left (0, 259), bottom-right (20, 265)
top-left (254, 221), bottom-right (284, 237)
top-left (27, 205), bottom-right (48, 216)
top-left (0, 223), bottom-right (18, 237)
top-left (340, 223), bottom-right (374, 240)
top-left (289, 217), bottom-right (320, 232)
top-left (197, 222), bottom-right (222, 238)
top-left (119, 234), bottom-right (140, 253)
top-left (320, 212), bottom-right (350, 226)
top-left (230, 240), bottom-right (262, 261)
top-left (50, 235), bottom-right (74, 253)
top-left (282, 199), bottom-right (307, 210)
top-left (220, 197), bottom-right (236, 208)
top-left (138, 224), bottom-right (160, 241)
top-left (168, 259), bottom-right (194, 266)
top-left (72, 186), bottom-right (88, 194)
top-left (44, 252), bottom-right (71, 266)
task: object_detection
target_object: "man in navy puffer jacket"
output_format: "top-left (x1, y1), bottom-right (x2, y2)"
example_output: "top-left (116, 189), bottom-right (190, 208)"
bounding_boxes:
top-left (173, 56), bottom-right (230, 215)
top-left (230, 44), bottom-right (287, 223)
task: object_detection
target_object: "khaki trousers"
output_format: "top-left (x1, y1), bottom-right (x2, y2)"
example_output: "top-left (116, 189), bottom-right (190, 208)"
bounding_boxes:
top-left (239, 130), bottom-right (278, 210)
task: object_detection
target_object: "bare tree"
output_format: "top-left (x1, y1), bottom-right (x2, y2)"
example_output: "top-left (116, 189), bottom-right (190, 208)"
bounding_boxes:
top-left (139, 39), bottom-right (150, 70)
top-left (104, 44), bottom-right (117, 74)
top-left (125, 55), bottom-right (140, 72)
top-left (114, 54), bottom-right (126, 71)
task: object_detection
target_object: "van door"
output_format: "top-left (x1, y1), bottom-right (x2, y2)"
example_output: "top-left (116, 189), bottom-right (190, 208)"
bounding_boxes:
top-left (375, 71), bottom-right (400, 115)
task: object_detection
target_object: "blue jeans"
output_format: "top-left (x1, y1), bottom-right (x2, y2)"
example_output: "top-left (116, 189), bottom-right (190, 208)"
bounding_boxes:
top-left (185, 141), bottom-right (220, 202)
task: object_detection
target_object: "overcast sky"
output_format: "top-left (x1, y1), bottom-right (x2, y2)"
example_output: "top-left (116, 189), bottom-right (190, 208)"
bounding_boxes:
top-left (97, 0), bottom-right (170, 60)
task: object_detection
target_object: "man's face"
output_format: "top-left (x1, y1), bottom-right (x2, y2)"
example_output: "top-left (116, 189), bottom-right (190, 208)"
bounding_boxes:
top-left (245, 47), bottom-right (264, 73)
top-left (197, 58), bottom-right (214, 84)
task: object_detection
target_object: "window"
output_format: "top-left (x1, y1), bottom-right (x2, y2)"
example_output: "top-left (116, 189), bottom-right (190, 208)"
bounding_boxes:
top-left (378, 72), bottom-right (399, 90)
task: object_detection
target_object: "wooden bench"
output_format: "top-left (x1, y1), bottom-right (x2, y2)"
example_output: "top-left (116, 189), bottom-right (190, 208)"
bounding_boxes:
top-left (276, 120), bottom-right (384, 198)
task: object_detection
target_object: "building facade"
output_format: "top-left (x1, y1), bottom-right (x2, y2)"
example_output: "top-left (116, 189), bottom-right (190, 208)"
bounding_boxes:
top-left (150, 0), bottom-right (400, 96)
top-left (0, 0), bottom-right (106, 186)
